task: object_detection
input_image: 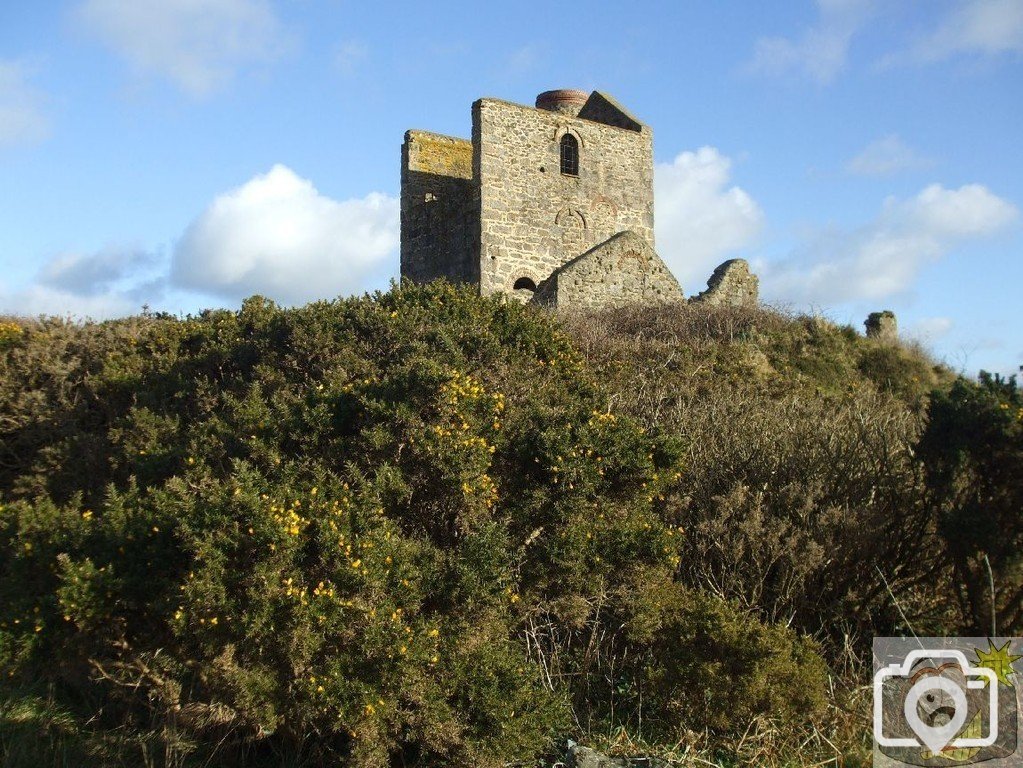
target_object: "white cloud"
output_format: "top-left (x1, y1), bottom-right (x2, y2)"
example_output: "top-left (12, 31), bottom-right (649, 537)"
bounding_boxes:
top-left (0, 244), bottom-right (166, 320)
top-left (1, 167), bottom-right (397, 319)
top-left (749, 0), bottom-right (874, 83)
top-left (654, 147), bottom-right (764, 293)
top-left (846, 134), bottom-right (932, 177)
top-left (900, 183), bottom-right (1018, 237)
top-left (761, 183), bottom-right (1019, 304)
top-left (39, 245), bottom-right (160, 296)
top-left (911, 0), bottom-right (1023, 62)
top-left (76, 0), bottom-right (291, 97)
top-left (171, 164), bottom-right (399, 304)
top-left (0, 283), bottom-right (140, 320)
top-left (0, 60), bottom-right (50, 148)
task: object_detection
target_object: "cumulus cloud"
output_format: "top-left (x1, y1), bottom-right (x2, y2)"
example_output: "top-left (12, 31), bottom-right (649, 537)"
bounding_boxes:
top-left (0, 283), bottom-right (140, 320)
top-left (654, 147), bottom-right (764, 293)
top-left (911, 0), bottom-right (1023, 62)
top-left (39, 245), bottom-right (161, 296)
top-left (761, 183), bottom-right (1019, 304)
top-left (0, 243), bottom-right (167, 319)
top-left (748, 0), bottom-right (875, 84)
top-left (0, 60), bottom-right (50, 148)
top-left (846, 134), bottom-right (932, 177)
top-left (2, 167), bottom-right (397, 319)
top-left (75, 0), bottom-right (292, 97)
top-left (171, 164), bottom-right (399, 304)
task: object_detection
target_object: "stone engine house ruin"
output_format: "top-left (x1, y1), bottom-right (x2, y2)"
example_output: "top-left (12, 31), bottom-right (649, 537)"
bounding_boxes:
top-left (400, 88), bottom-right (758, 309)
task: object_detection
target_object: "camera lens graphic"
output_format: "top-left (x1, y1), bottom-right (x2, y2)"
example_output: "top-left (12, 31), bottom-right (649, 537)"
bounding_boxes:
top-left (904, 675), bottom-right (969, 755)
top-left (920, 687), bottom-right (956, 726)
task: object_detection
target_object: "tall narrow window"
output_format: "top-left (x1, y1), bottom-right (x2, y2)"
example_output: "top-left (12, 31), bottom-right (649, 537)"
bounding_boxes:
top-left (560, 134), bottom-right (579, 176)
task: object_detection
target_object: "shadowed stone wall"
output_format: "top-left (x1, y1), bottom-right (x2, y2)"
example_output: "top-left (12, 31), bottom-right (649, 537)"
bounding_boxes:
top-left (400, 130), bottom-right (478, 285)
top-left (865, 311), bottom-right (898, 341)
top-left (577, 91), bottom-right (644, 132)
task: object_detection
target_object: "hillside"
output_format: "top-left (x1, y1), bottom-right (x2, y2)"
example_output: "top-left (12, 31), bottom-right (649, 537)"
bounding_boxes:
top-left (1, 283), bottom-right (1020, 767)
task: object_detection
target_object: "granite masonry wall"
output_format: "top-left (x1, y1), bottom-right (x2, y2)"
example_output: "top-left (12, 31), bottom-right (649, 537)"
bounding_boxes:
top-left (472, 97), bottom-right (655, 297)
top-left (400, 130), bottom-right (478, 285)
top-left (692, 259), bottom-right (759, 307)
top-left (865, 311), bottom-right (898, 341)
top-left (533, 231), bottom-right (682, 310)
top-left (400, 91), bottom-right (756, 311)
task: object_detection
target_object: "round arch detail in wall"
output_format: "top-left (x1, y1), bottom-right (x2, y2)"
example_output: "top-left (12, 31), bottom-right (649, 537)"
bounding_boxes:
top-left (555, 206), bottom-right (587, 229)
top-left (552, 125), bottom-right (585, 148)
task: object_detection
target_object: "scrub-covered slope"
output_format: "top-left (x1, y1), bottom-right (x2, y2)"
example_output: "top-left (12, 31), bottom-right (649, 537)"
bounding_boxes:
top-left (3, 284), bottom-right (1018, 767)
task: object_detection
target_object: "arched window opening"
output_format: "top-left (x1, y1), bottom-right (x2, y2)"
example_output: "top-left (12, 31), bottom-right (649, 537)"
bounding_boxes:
top-left (513, 276), bottom-right (537, 292)
top-left (560, 134), bottom-right (579, 176)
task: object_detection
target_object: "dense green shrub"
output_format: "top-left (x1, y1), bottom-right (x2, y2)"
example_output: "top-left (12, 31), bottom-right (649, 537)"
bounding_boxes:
top-left (0, 284), bottom-right (829, 766)
top-left (562, 303), bottom-right (957, 645)
top-left (16, 287), bottom-right (995, 765)
top-left (624, 581), bottom-right (827, 738)
top-left (560, 575), bottom-right (828, 743)
top-left (918, 372), bottom-right (1023, 634)
top-left (856, 339), bottom-right (940, 405)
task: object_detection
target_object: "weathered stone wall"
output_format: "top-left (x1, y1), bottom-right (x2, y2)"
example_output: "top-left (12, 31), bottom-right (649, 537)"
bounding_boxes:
top-left (400, 130), bottom-right (479, 286)
top-left (532, 231), bottom-right (682, 310)
top-left (692, 258), bottom-right (759, 307)
top-left (398, 92), bottom-right (696, 312)
top-left (865, 310), bottom-right (897, 341)
top-left (473, 97), bottom-right (654, 297)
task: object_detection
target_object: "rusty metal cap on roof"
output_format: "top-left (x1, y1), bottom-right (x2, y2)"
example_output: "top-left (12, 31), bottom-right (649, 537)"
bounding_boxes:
top-left (535, 89), bottom-right (589, 115)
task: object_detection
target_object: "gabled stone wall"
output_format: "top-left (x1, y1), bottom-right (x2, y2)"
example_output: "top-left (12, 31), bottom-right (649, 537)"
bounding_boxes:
top-left (533, 231), bottom-right (682, 310)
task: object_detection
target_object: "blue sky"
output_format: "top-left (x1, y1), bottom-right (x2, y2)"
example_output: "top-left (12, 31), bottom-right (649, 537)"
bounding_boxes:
top-left (1, 0), bottom-right (1021, 376)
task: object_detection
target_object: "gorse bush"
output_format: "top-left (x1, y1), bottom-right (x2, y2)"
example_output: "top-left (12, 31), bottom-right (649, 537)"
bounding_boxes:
top-left (7, 286), bottom-right (1008, 767)
top-left (624, 582), bottom-right (828, 737)
top-left (0, 321), bottom-right (21, 350)
top-left (918, 371), bottom-right (1023, 635)
top-left (564, 302), bottom-right (959, 649)
top-left (0, 285), bottom-right (828, 767)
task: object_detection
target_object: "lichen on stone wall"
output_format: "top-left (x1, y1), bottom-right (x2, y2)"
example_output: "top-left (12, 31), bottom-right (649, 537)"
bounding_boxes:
top-left (532, 230), bottom-right (683, 309)
top-left (404, 130), bottom-right (472, 178)
top-left (400, 130), bottom-right (478, 286)
top-left (865, 311), bottom-right (897, 341)
top-left (473, 97), bottom-right (655, 297)
top-left (692, 259), bottom-right (759, 307)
